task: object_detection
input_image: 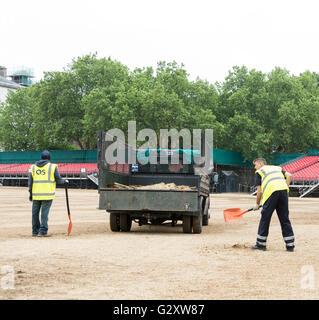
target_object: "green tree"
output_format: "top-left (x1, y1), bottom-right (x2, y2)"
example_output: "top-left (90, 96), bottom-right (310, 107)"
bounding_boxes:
top-left (33, 53), bottom-right (130, 149)
top-left (214, 66), bottom-right (319, 160)
top-left (2, 56), bottom-right (319, 158)
top-left (32, 71), bottom-right (84, 150)
top-left (0, 88), bottom-right (36, 150)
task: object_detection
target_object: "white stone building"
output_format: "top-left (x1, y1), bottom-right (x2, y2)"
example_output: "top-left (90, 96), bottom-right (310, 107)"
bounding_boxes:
top-left (0, 66), bottom-right (24, 103)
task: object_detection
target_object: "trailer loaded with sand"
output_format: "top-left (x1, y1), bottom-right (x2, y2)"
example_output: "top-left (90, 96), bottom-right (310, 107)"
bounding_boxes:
top-left (97, 131), bottom-right (212, 233)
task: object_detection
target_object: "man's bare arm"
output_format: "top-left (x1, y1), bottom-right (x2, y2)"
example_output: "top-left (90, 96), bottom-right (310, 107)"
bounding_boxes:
top-left (256, 185), bottom-right (262, 205)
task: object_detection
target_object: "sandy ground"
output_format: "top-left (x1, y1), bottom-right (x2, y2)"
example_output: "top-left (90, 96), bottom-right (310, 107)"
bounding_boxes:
top-left (0, 186), bottom-right (319, 300)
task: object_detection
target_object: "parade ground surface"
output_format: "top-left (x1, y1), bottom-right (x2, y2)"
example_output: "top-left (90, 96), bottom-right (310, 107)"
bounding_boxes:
top-left (1, 187), bottom-right (318, 300)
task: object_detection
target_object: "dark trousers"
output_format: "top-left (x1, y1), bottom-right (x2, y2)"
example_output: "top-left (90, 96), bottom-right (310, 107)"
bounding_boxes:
top-left (256, 190), bottom-right (295, 249)
top-left (32, 200), bottom-right (53, 235)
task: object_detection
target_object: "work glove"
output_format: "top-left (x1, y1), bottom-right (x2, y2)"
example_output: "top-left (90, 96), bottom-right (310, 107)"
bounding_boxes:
top-left (253, 204), bottom-right (261, 211)
top-left (29, 191), bottom-right (32, 202)
top-left (64, 179), bottom-right (69, 185)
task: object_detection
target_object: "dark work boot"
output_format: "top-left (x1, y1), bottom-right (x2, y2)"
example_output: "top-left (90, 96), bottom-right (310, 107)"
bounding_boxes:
top-left (286, 247), bottom-right (294, 252)
top-left (251, 244), bottom-right (267, 251)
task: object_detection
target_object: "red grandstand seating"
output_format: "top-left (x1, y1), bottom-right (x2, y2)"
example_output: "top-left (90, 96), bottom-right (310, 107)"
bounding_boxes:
top-left (292, 162), bottom-right (319, 181)
top-left (282, 156), bottom-right (319, 173)
top-left (0, 163), bottom-right (98, 175)
top-left (0, 163), bottom-right (32, 174)
top-left (56, 163), bottom-right (98, 174)
top-left (107, 163), bottom-right (129, 174)
top-left (17, 164), bottom-right (32, 174)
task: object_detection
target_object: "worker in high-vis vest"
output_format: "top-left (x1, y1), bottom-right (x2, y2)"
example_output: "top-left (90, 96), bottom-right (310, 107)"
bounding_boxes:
top-left (28, 150), bottom-right (68, 237)
top-left (251, 158), bottom-right (295, 252)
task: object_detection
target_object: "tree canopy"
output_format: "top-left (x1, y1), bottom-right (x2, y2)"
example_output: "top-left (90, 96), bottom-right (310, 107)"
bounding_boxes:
top-left (1, 53), bottom-right (319, 161)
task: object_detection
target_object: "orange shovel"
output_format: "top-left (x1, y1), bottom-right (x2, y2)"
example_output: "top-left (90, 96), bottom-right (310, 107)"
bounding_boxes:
top-left (224, 205), bottom-right (262, 223)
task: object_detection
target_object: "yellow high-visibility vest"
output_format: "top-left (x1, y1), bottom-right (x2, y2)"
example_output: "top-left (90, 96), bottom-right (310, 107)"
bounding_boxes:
top-left (31, 163), bottom-right (57, 200)
top-left (256, 165), bottom-right (289, 205)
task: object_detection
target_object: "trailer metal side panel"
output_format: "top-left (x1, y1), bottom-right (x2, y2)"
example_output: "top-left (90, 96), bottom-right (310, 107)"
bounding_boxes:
top-left (99, 189), bottom-right (198, 213)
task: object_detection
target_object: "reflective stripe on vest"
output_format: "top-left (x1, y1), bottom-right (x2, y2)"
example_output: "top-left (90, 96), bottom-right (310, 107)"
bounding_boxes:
top-left (256, 165), bottom-right (288, 205)
top-left (31, 163), bottom-right (57, 200)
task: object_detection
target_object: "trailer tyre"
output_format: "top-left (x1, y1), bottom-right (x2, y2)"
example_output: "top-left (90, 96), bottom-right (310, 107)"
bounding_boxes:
top-left (183, 215), bottom-right (192, 233)
top-left (192, 197), bottom-right (204, 233)
top-left (110, 213), bottom-right (120, 232)
top-left (193, 214), bottom-right (202, 234)
top-left (193, 196), bottom-right (203, 235)
top-left (120, 213), bottom-right (132, 232)
top-left (203, 196), bottom-right (210, 226)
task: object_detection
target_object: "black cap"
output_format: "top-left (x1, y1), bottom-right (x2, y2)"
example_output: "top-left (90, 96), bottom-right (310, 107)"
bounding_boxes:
top-left (41, 150), bottom-right (51, 160)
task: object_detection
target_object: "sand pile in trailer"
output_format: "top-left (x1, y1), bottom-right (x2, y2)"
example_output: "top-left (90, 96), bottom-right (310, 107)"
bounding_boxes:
top-left (108, 182), bottom-right (197, 191)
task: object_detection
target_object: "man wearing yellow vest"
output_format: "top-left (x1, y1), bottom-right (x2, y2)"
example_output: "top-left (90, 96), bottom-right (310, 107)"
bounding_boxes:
top-left (251, 158), bottom-right (295, 252)
top-left (28, 151), bottom-right (68, 237)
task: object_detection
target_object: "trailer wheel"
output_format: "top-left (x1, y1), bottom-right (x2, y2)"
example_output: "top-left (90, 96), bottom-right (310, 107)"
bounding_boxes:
top-left (183, 215), bottom-right (192, 233)
top-left (203, 196), bottom-right (210, 226)
top-left (120, 213), bottom-right (132, 232)
top-left (110, 213), bottom-right (120, 232)
top-left (193, 213), bottom-right (203, 234)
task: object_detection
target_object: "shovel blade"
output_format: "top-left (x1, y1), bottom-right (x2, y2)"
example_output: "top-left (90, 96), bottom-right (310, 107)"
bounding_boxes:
top-left (67, 215), bottom-right (72, 236)
top-left (223, 208), bottom-right (245, 223)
